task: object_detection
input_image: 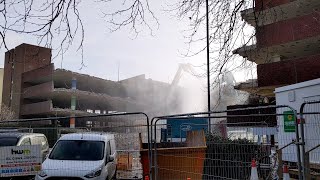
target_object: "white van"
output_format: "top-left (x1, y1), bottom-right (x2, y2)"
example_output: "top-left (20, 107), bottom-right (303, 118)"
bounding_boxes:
top-left (36, 132), bottom-right (117, 180)
top-left (0, 132), bottom-right (49, 160)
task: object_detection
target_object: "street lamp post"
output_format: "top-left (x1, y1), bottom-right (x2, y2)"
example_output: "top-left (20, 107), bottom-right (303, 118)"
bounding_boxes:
top-left (206, 0), bottom-right (211, 132)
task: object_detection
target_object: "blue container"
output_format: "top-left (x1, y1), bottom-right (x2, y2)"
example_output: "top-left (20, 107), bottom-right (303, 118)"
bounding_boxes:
top-left (167, 118), bottom-right (208, 139)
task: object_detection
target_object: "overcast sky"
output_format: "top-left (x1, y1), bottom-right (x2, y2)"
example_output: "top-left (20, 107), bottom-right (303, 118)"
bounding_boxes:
top-left (0, 1), bottom-right (255, 84)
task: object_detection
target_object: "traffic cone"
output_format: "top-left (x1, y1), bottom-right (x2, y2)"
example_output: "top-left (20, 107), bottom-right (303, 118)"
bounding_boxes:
top-left (283, 164), bottom-right (290, 180)
top-left (144, 175), bottom-right (149, 180)
top-left (250, 159), bottom-right (259, 180)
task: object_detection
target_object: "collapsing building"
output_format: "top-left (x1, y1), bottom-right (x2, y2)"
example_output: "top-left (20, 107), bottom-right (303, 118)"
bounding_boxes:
top-left (2, 43), bottom-right (181, 126)
top-left (227, 0), bottom-right (320, 147)
top-left (234, 0), bottom-right (320, 98)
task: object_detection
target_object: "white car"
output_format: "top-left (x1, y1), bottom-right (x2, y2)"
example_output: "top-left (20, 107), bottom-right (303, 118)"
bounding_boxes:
top-left (36, 132), bottom-right (117, 180)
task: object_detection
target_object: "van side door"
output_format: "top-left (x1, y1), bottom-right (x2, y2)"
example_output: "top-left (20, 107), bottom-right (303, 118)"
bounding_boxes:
top-left (31, 136), bottom-right (49, 161)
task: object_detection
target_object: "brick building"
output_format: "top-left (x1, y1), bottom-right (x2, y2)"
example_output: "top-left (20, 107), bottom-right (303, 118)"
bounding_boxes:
top-left (234, 0), bottom-right (320, 97)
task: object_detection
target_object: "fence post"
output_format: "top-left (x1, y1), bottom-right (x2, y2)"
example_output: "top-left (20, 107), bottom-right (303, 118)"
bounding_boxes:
top-left (292, 109), bottom-right (303, 180)
top-left (304, 152), bottom-right (310, 180)
top-left (300, 103), bottom-right (307, 179)
top-left (277, 149), bottom-right (283, 179)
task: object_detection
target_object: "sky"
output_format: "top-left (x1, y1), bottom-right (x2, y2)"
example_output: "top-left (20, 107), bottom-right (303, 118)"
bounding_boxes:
top-left (0, 0), bottom-right (256, 84)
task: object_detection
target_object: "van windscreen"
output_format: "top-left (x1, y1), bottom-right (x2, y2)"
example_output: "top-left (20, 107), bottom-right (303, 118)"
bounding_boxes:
top-left (49, 140), bottom-right (105, 161)
top-left (0, 137), bottom-right (18, 147)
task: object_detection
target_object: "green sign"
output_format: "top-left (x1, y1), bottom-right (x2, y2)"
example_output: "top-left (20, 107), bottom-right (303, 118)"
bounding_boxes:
top-left (284, 111), bottom-right (296, 132)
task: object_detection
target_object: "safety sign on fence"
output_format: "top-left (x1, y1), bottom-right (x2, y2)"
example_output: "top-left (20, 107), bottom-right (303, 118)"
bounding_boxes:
top-left (0, 145), bottom-right (42, 177)
top-left (283, 111), bottom-right (296, 133)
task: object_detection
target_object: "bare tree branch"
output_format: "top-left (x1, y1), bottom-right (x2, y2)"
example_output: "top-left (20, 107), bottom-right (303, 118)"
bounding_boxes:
top-left (99, 0), bottom-right (159, 36)
top-left (0, 0), bottom-right (160, 66)
top-left (0, 0), bottom-right (85, 64)
top-left (0, 0), bottom-right (256, 98)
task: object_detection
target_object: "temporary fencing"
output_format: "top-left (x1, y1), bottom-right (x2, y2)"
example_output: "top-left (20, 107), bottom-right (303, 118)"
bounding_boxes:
top-left (149, 105), bottom-right (301, 180)
top-left (0, 112), bottom-right (149, 180)
top-left (300, 100), bottom-right (320, 179)
top-left (2, 102), bottom-right (320, 179)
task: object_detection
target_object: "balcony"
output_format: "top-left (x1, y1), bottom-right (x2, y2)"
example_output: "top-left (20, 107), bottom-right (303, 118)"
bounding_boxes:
top-left (233, 35), bottom-right (320, 64)
top-left (242, 0), bottom-right (320, 27)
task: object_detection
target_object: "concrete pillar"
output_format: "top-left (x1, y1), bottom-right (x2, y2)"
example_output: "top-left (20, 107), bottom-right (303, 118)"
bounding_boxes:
top-left (99, 110), bottom-right (104, 127)
top-left (70, 116), bottom-right (75, 128)
top-left (93, 109), bottom-right (97, 127)
top-left (70, 78), bottom-right (77, 128)
top-left (71, 78), bottom-right (77, 90)
top-left (71, 96), bottom-right (76, 111)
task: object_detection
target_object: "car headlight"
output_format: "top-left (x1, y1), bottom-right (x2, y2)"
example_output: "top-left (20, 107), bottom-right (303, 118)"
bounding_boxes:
top-left (38, 170), bottom-right (48, 177)
top-left (84, 168), bottom-right (102, 178)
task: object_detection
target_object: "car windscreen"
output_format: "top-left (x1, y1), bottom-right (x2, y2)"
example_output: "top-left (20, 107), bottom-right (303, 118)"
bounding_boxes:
top-left (0, 137), bottom-right (18, 147)
top-left (49, 140), bottom-right (105, 161)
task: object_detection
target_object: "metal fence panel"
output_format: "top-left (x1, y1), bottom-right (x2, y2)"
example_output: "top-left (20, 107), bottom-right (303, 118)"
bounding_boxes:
top-left (276, 107), bottom-right (300, 164)
top-left (1, 104), bottom-right (313, 180)
top-left (300, 100), bottom-right (320, 179)
top-left (150, 105), bottom-right (300, 180)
